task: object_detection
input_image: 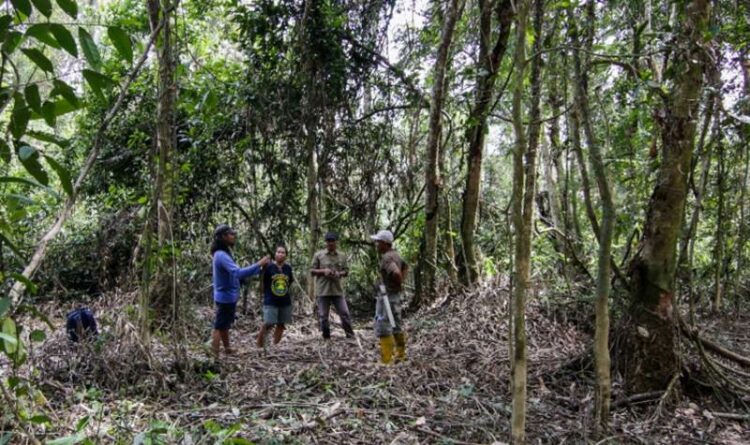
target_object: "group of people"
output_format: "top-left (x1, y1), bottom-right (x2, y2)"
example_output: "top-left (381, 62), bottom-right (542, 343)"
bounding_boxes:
top-left (209, 224), bottom-right (408, 364)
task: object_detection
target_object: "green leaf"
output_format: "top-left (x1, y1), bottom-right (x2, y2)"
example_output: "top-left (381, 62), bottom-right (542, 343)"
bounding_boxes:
top-left (0, 232), bottom-right (24, 260)
top-left (82, 69), bottom-right (115, 99)
top-left (41, 101), bottom-right (56, 127)
top-left (16, 145), bottom-right (49, 186)
top-left (30, 0), bottom-right (52, 17)
top-left (24, 84), bottom-right (41, 113)
top-left (26, 130), bottom-right (69, 147)
top-left (21, 48), bottom-right (54, 73)
top-left (46, 434), bottom-right (84, 445)
top-left (0, 432), bottom-right (11, 445)
top-left (43, 155), bottom-right (72, 196)
top-left (9, 96), bottom-right (30, 139)
top-left (0, 176), bottom-right (44, 187)
top-left (10, 0), bottom-right (32, 17)
top-left (30, 330), bottom-right (46, 342)
top-left (50, 24), bottom-right (77, 57)
top-left (26, 24), bottom-right (60, 48)
top-left (10, 272), bottom-right (36, 294)
top-left (0, 139), bottom-right (10, 163)
top-left (78, 27), bottom-right (100, 69)
top-left (30, 414), bottom-right (51, 424)
top-left (51, 79), bottom-right (79, 108)
top-left (0, 298), bottom-right (9, 319)
top-left (2, 31), bottom-right (24, 54)
top-left (2, 318), bottom-right (18, 354)
top-left (0, 15), bottom-right (13, 42)
top-left (107, 26), bottom-right (132, 63)
top-left (56, 0), bottom-right (77, 19)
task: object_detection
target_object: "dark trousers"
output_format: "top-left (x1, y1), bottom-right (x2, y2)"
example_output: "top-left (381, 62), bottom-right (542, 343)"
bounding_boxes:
top-left (317, 295), bottom-right (354, 338)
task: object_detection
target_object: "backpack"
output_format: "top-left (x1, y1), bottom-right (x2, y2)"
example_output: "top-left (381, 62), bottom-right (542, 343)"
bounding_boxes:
top-left (66, 308), bottom-right (98, 342)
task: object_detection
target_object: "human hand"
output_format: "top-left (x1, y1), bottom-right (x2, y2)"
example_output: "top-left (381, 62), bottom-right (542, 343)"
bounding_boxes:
top-left (258, 256), bottom-right (270, 267)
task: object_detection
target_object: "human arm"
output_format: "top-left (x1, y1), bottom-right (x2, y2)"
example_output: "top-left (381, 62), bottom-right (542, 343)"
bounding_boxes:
top-left (236, 255), bottom-right (270, 280)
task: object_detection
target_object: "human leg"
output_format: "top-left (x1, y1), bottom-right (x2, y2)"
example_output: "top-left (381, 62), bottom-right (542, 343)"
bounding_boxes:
top-left (317, 296), bottom-right (332, 339)
top-left (332, 295), bottom-right (355, 338)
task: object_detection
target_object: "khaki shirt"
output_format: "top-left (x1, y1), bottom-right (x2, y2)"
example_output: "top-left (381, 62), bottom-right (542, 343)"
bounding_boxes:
top-left (380, 249), bottom-right (407, 293)
top-left (312, 249), bottom-right (349, 297)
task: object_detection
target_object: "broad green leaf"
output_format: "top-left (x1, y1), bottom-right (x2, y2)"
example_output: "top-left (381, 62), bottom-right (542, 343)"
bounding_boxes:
top-left (9, 96), bottom-right (30, 139)
top-left (21, 48), bottom-right (54, 73)
top-left (56, 0), bottom-right (77, 19)
top-left (51, 79), bottom-right (79, 108)
top-left (2, 318), bottom-right (18, 354)
top-left (10, 272), bottom-right (36, 294)
top-left (50, 24), bottom-right (77, 57)
top-left (10, 0), bottom-right (32, 17)
top-left (82, 69), bottom-right (115, 99)
top-left (26, 24), bottom-right (61, 49)
top-left (41, 101), bottom-right (56, 127)
top-left (30, 414), bottom-right (51, 424)
top-left (30, 329), bottom-right (46, 342)
top-left (78, 27), bottom-right (100, 69)
top-left (16, 145), bottom-right (49, 185)
top-left (0, 139), bottom-right (10, 163)
top-left (24, 84), bottom-right (41, 113)
top-left (0, 298), bottom-right (9, 319)
top-left (47, 434), bottom-right (84, 445)
top-left (30, 0), bottom-right (52, 17)
top-left (43, 154), bottom-right (72, 196)
top-left (2, 31), bottom-right (24, 54)
top-left (0, 432), bottom-right (11, 445)
top-left (0, 176), bottom-right (44, 187)
top-left (26, 130), bottom-right (69, 147)
top-left (107, 26), bottom-right (132, 63)
top-left (0, 15), bottom-right (13, 42)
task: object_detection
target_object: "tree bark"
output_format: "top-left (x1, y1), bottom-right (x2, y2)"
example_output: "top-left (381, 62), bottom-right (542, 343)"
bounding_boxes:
top-left (510, 0), bottom-right (532, 442)
top-left (623, 0), bottom-right (711, 393)
top-left (568, 0), bottom-right (614, 432)
top-left (459, 0), bottom-right (514, 285)
top-left (417, 0), bottom-right (464, 307)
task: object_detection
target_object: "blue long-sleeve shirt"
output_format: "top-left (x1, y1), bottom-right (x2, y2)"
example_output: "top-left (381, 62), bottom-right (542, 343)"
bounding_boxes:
top-left (212, 250), bottom-right (261, 304)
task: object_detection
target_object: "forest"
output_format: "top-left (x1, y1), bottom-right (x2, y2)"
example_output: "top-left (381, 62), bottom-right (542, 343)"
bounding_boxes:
top-left (0, 0), bottom-right (749, 443)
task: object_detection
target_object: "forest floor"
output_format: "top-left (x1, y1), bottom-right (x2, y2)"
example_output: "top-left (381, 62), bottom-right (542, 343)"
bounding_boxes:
top-left (4, 282), bottom-right (750, 444)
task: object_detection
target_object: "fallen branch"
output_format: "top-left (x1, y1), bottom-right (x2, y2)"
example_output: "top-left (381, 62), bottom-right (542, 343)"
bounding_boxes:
top-left (611, 391), bottom-right (663, 408)
top-left (679, 316), bottom-right (750, 367)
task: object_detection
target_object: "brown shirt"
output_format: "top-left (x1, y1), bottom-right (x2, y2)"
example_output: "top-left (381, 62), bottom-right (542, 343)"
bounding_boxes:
top-left (312, 249), bottom-right (349, 297)
top-left (380, 249), bottom-right (407, 293)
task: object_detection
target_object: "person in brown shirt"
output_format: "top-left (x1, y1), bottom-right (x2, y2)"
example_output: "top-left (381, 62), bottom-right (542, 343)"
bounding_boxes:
top-left (311, 232), bottom-right (355, 339)
top-left (371, 229), bottom-right (408, 364)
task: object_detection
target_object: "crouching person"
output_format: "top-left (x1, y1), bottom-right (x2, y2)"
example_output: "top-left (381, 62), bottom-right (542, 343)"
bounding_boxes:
top-left (371, 230), bottom-right (408, 364)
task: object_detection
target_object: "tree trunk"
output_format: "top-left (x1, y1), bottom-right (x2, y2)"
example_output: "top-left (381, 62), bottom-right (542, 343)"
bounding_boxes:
top-left (568, 0), bottom-right (614, 432)
top-left (510, 0), bottom-right (532, 442)
top-left (460, 0), bottom-right (514, 285)
top-left (147, 0), bottom-right (178, 322)
top-left (623, 0), bottom-right (711, 394)
top-left (712, 106), bottom-right (725, 312)
top-left (417, 0), bottom-right (464, 307)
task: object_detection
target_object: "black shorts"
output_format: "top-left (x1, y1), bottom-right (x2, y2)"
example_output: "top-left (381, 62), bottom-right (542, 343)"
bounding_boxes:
top-left (214, 302), bottom-right (237, 330)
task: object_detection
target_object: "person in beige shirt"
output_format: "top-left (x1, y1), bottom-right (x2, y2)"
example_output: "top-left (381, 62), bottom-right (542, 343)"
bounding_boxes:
top-left (371, 229), bottom-right (408, 364)
top-left (311, 232), bottom-right (355, 339)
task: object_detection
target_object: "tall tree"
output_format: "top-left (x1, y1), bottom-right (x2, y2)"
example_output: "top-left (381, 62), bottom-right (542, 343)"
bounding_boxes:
top-left (417, 0), bottom-right (465, 307)
top-left (459, 0), bottom-right (514, 284)
top-left (567, 0), bottom-right (614, 431)
top-left (509, 0), bottom-right (532, 441)
top-left (623, 0), bottom-right (711, 392)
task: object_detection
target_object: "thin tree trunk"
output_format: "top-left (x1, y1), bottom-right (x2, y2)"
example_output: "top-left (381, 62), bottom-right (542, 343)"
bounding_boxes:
top-left (568, 0), bottom-right (613, 432)
top-left (460, 0), bottom-right (514, 284)
top-left (623, 0), bottom-right (710, 393)
top-left (418, 0), bottom-right (464, 307)
top-left (712, 106), bottom-right (725, 312)
top-left (510, 0), bottom-right (531, 441)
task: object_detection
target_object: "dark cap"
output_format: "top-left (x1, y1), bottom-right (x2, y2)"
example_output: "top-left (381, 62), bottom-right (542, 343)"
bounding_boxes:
top-left (214, 224), bottom-right (236, 238)
top-left (324, 232), bottom-right (338, 241)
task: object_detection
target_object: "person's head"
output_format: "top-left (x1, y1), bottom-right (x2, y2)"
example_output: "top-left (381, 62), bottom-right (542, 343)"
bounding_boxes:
top-left (370, 230), bottom-right (394, 254)
top-left (211, 224), bottom-right (237, 254)
top-left (324, 232), bottom-right (338, 252)
top-left (274, 244), bottom-right (288, 264)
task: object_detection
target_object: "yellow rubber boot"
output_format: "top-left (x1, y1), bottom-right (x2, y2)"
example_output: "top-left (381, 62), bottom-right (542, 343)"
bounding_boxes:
top-left (393, 332), bottom-right (407, 362)
top-left (379, 336), bottom-right (395, 364)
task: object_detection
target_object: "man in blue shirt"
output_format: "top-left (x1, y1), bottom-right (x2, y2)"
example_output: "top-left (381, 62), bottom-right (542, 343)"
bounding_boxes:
top-left (211, 224), bottom-right (269, 358)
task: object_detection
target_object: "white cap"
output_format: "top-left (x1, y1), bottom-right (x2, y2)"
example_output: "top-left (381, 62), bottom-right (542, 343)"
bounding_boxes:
top-left (370, 230), bottom-right (394, 244)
